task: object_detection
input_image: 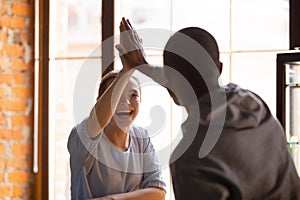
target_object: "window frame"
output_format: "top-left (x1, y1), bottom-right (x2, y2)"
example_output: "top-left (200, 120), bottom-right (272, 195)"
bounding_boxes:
top-left (34, 0), bottom-right (115, 199)
top-left (34, 0), bottom-right (300, 199)
top-left (290, 0), bottom-right (300, 49)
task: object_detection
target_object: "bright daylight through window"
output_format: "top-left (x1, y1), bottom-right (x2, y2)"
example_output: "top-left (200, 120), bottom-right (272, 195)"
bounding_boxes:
top-left (49, 0), bottom-right (291, 199)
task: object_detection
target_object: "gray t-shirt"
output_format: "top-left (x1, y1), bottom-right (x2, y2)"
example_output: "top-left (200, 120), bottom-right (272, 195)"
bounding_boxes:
top-left (68, 118), bottom-right (166, 200)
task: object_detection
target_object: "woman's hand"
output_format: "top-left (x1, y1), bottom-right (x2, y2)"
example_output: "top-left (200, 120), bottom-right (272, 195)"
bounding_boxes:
top-left (116, 17), bottom-right (148, 70)
top-left (88, 187), bottom-right (165, 200)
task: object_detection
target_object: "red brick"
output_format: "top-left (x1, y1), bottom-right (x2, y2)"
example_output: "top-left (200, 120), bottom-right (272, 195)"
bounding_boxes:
top-left (0, 86), bottom-right (6, 98)
top-left (12, 3), bottom-right (33, 16)
top-left (0, 8), bottom-right (7, 14)
top-left (8, 171), bottom-right (30, 183)
top-left (11, 143), bottom-right (31, 155)
top-left (0, 158), bottom-right (7, 168)
top-left (0, 73), bottom-right (26, 85)
top-left (0, 1), bottom-right (7, 15)
top-left (0, 113), bottom-right (7, 126)
top-left (12, 186), bottom-right (23, 197)
top-left (0, 186), bottom-right (11, 197)
top-left (0, 30), bottom-right (8, 43)
top-left (0, 57), bottom-right (8, 71)
top-left (7, 157), bottom-right (29, 169)
top-left (0, 143), bottom-right (5, 154)
top-left (2, 44), bottom-right (24, 57)
top-left (0, 129), bottom-right (23, 140)
top-left (0, 99), bottom-right (27, 112)
top-left (1, 16), bottom-right (26, 29)
top-left (11, 115), bottom-right (32, 126)
top-left (0, 171), bottom-right (4, 183)
top-left (11, 59), bottom-right (30, 71)
top-left (12, 86), bottom-right (33, 98)
top-left (15, 0), bottom-right (30, 2)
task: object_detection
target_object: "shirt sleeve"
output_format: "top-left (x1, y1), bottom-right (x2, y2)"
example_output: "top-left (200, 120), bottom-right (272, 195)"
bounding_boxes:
top-left (67, 118), bottom-right (101, 182)
top-left (137, 64), bottom-right (189, 100)
top-left (137, 64), bottom-right (169, 88)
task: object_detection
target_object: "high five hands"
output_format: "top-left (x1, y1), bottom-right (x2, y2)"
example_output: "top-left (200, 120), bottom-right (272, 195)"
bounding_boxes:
top-left (116, 17), bottom-right (148, 70)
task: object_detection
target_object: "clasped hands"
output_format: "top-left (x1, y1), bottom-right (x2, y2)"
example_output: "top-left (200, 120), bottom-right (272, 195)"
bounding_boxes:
top-left (116, 17), bottom-right (148, 71)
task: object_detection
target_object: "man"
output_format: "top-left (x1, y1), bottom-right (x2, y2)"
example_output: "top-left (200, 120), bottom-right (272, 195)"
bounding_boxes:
top-left (116, 17), bottom-right (300, 199)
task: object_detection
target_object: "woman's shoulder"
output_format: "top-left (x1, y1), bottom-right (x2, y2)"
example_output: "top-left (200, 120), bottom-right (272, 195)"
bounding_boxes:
top-left (129, 125), bottom-right (151, 151)
top-left (130, 125), bottom-right (149, 138)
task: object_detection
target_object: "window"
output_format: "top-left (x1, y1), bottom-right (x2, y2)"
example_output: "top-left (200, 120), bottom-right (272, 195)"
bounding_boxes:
top-left (36, 0), bottom-right (291, 199)
top-left (114, 0), bottom-right (289, 199)
top-left (115, 0), bottom-right (289, 114)
top-left (48, 0), bottom-right (101, 199)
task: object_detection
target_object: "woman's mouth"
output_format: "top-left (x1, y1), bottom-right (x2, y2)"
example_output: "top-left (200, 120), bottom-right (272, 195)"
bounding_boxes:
top-left (116, 110), bottom-right (133, 118)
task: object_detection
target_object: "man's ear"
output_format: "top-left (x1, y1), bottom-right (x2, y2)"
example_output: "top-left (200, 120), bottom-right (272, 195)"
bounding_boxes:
top-left (219, 62), bottom-right (223, 74)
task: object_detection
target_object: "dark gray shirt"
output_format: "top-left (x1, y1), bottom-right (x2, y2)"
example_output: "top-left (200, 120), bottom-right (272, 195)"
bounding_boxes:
top-left (171, 84), bottom-right (300, 199)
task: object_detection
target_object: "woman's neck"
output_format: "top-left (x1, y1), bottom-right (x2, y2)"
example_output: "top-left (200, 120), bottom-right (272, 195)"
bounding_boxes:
top-left (104, 124), bottom-right (130, 151)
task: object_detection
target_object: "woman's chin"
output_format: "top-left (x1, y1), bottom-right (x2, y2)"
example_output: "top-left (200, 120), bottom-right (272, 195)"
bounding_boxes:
top-left (114, 118), bottom-right (133, 129)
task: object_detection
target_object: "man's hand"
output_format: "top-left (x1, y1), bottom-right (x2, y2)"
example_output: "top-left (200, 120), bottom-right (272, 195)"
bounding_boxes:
top-left (116, 17), bottom-right (148, 69)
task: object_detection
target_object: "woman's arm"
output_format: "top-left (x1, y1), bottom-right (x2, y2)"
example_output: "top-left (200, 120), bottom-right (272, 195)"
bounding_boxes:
top-left (89, 187), bottom-right (165, 200)
top-left (86, 68), bottom-right (134, 138)
top-left (87, 17), bottom-right (147, 138)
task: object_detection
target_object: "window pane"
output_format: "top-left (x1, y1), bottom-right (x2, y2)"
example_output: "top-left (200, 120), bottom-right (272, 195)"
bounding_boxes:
top-left (231, 0), bottom-right (289, 50)
top-left (116, 55), bottom-right (176, 199)
top-left (50, 0), bottom-right (102, 198)
top-left (219, 53), bottom-right (231, 85)
top-left (133, 70), bottom-right (175, 200)
top-left (172, 0), bottom-right (230, 51)
top-left (115, 0), bottom-right (171, 30)
top-left (113, 2), bottom-right (291, 199)
top-left (49, 58), bottom-right (101, 200)
top-left (114, 0), bottom-right (171, 59)
top-left (51, 0), bottom-right (101, 58)
top-left (288, 144), bottom-right (300, 175)
top-left (285, 62), bottom-right (300, 175)
top-left (231, 52), bottom-right (277, 113)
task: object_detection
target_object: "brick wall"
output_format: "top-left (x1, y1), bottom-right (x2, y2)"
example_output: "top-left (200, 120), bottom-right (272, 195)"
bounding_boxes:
top-left (0, 0), bottom-right (34, 199)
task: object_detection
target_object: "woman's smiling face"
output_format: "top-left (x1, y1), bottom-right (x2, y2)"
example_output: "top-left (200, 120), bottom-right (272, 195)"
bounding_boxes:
top-left (113, 77), bottom-right (141, 129)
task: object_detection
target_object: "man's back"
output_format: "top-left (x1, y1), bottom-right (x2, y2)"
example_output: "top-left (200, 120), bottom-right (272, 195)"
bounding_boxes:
top-left (171, 83), bottom-right (300, 200)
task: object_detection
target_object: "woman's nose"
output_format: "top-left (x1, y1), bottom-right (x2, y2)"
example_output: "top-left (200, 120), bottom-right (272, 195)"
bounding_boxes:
top-left (120, 96), bottom-right (131, 105)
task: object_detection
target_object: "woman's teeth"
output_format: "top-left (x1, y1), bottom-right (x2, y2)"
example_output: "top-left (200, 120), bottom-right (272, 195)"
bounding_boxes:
top-left (116, 111), bottom-right (132, 117)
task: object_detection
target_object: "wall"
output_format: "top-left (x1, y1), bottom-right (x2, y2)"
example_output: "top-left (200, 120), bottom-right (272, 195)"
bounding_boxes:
top-left (0, 0), bottom-right (34, 199)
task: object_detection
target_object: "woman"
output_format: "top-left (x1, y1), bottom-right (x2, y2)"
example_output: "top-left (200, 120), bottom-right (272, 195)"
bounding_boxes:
top-left (68, 68), bottom-right (166, 200)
